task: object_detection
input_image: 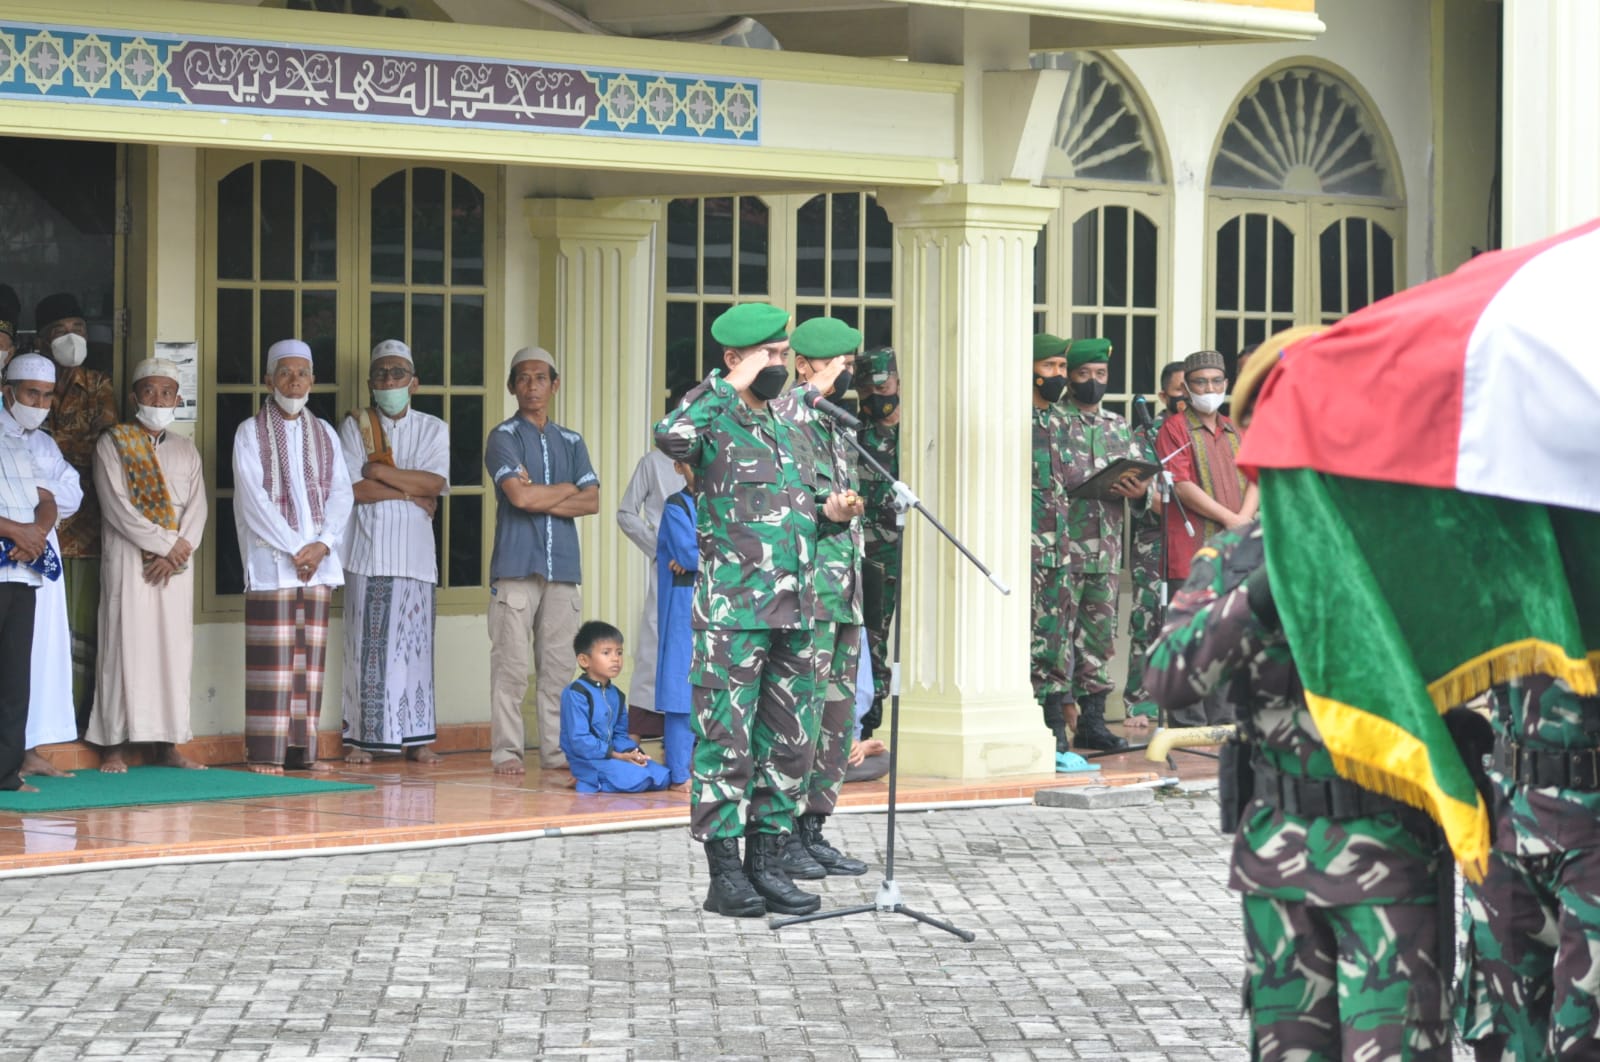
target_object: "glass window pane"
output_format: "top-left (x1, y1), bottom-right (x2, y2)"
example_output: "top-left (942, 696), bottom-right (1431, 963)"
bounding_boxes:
top-left (307, 391), bottom-right (338, 426)
top-left (449, 295), bottom-right (484, 387)
top-left (213, 498), bottom-right (245, 597)
top-left (1214, 319), bottom-right (1238, 362)
top-left (371, 291), bottom-right (406, 353)
top-left (665, 301), bottom-right (699, 393)
top-left (1103, 206), bottom-right (1129, 307)
top-left (411, 293), bottom-right (445, 385)
top-left (666, 199), bottom-right (699, 293)
top-left (864, 307), bottom-right (893, 352)
top-left (259, 159), bottom-right (297, 282)
top-left (217, 164), bottom-right (254, 281)
top-left (1271, 220), bottom-right (1296, 314)
top-left (411, 168), bottom-right (446, 286)
top-left (215, 393), bottom-right (257, 491)
top-left (1034, 222), bottom-right (1049, 306)
top-left (1243, 214), bottom-right (1267, 313)
top-left (302, 168), bottom-right (338, 282)
top-left (1132, 213), bottom-right (1157, 308)
top-left (1344, 219), bottom-right (1370, 312)
top-left (1033, 310), bottom-right (1048, 334)
top-left (1242, 316), bottom-right (1268, 351)
top-left (259, 289), bottom-right (295, 359)
top-left (701, 301), bottom-right (731, 378)
top-left (1071, 312), bottom-right (1097, 339)
top-left (1131, 315), bottom-right (1156, 395)
top-left (1319, 223), bottom-right (1344, 316)
top-left (864, 196), bottom-right (892, 299)
top-left (832, 305), bottom-right (859, 328)
top-left (301, 290), bottom-right (338, 379)
top-left (1070, 210), bottom-right (1099, 307)
top-left (739, 196), bottom-right (770, 295)
top-left (1102, 314), bottom-right (1127, 394)
top-left (412, 393), bottom-right (444, 419)
top-left (794, 303), bottom-right (825, 327)
top-left (796, 195), bottom-right (826, 297)
top-left (448, 395), bottom-right (484, 486)
top-left (1373, 224), bottom-right (1396, 300)
top-left (830, 193), bottom-right (860, 299)
top-left (1215, 218), bottom-right (1240, 312)
top-left (450, 174), bottom-right (485, 287)
top-left (448, 494), bottom-right (483, 588)
top-left (217, 288), bottom-right (255, 385)
top-left (370, 171), bottom-right (407, 285)
top-left (702, 197), bottom-right (734, 295)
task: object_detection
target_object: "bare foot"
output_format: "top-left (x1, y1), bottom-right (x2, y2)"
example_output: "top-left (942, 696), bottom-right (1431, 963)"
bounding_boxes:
top-left (406, 745), bottom-right (443, 765)
top-left (560, 772), bottom-right (578, 789)
top-left (9, 782), bottom-right (39, 793)
top-left (247, 763), bottom-right (284, 776)
top-left (493, 758), bottom-right (526, 776)
top-left (344, 748), bottom-right (373, 764)
top-left (20, 750), bottom-right (72, 778)
top-left (669, 781), bottom-right (690, 793)
top-left (99, 747), bottom-right (130, 774)
top-left (1123, 715), bottom-right (1154, 730)
top-left (157, 745), bottom-right (207, 770)
top-left (304, 762), bottom-right (333, 774)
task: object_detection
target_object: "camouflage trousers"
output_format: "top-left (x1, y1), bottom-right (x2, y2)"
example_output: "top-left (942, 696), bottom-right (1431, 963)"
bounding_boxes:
top-left (1457, 843), bottom-right (1600, 1061)
top-left (688, 627), bottom-right (818, 842)
top-left (862, 533), bottom-right (901, 702)
top-left (1243, 894), bottom-right (1452, 1061)
top-left (1064, 569), bottom-right (1118, 700)
top-left (803, 621), bottom-right (860, 817)
top-left (1030, 560), bottom-right (1070, 701)
top-left (1123, 527), bottom-right (1164, 716)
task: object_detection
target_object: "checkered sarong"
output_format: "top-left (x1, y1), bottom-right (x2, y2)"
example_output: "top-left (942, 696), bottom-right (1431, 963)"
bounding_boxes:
top-left (244, 586), bottom-right (331, 767)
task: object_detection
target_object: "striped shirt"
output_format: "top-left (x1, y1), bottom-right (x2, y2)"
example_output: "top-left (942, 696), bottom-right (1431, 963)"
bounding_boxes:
top-left (338, 408), bottom-right (451, 582)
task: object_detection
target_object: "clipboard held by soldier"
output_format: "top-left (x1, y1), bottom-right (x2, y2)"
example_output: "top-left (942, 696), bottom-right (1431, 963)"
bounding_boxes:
top-left (1064, 457), bottom-right (1159, 501)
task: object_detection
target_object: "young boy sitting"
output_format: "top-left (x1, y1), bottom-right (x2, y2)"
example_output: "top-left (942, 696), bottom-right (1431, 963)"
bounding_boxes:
top-left (560, 621), bottom-right (670, 793)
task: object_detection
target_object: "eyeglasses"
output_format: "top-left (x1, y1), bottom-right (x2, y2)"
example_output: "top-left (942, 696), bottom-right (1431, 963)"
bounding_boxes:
top-left (370, 367), bottom-right (413, 383)
top-left (1187, 377), bottom-right (1228, 393)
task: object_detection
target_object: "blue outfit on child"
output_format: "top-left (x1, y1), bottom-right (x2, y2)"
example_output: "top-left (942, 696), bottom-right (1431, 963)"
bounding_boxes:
top-left (654, 488), bottom-right (697, 785)
top-left (559, 676), bottom-right (670, 793)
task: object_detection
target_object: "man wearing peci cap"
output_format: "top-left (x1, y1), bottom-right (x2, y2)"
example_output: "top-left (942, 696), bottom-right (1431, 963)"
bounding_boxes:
top-left (86, 358), bottom-right (208, 772)
top-left (35, 292), bottom-right (118, 726)
top-left (339, 339), bottom-right (450, 766)
top-left (853, 346), bottom-right (901, 738)
top-left (231, 338), bottom-right (354, 774)
top-left (656, 302), bottom-right (857, 919)
top-left (484, 346), bottom-right (599, 776)
top-left (3, 354), bottom-right (81, 779)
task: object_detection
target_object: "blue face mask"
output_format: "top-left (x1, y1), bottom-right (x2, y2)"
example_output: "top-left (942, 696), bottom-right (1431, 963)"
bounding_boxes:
top-left (373, 387), bottom-right (410, 416)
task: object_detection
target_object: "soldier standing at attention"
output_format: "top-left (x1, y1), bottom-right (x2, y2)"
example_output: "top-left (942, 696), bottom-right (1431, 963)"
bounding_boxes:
top-left (1145, 343), bottom-right (1452, 1060)
top-left (655, 302), bottom-right (856, 920)
top-left (1029, 334), bottom-right (1081, 766)
top-left (1058, 338), bottom-right (1146, 753)
top-left (853, 348), bottom-right (900, 739)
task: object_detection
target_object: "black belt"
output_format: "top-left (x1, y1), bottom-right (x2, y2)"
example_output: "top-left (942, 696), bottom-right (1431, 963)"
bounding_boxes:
top-left (1494, 738), bottom-right (1600, 790)
top-left (1252, 759), bottom-right (1433, 836)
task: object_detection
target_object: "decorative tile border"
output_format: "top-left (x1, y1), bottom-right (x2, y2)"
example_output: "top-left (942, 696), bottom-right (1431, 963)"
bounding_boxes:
top-left (0, 21), bottom-right (759, 142)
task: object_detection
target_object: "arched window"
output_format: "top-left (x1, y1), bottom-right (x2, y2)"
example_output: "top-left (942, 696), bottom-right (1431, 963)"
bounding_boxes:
top-left (1208, 63), bottom-right (1404, 373)
top-left (793, 192), bottom-right (893, 350)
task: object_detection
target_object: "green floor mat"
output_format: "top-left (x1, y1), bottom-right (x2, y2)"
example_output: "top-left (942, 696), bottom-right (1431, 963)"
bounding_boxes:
top-left (0, 766), bottom-right (372, 812)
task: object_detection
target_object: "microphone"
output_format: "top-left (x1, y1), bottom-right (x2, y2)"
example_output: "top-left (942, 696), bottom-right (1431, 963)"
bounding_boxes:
top-left (800, 388), bottom-right (862, 430)
top-left (1132, 395), bottom-right (1154, 431)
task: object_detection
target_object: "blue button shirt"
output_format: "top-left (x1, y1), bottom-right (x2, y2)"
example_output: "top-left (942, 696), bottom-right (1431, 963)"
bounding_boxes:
top-left (485, 415), bottom-right (597, 584)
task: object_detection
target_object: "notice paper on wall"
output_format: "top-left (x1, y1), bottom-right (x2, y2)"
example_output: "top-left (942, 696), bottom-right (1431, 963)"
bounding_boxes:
top-left (153, 341), bottom-right (199, 422)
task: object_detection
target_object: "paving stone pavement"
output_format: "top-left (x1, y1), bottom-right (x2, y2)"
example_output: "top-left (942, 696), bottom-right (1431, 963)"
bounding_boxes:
top-left (0, 792), bottom-right (1462, 1061)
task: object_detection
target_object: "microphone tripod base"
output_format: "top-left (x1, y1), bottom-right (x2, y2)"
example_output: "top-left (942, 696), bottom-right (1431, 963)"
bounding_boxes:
top-left (768, 876), bottom-right (978, 942)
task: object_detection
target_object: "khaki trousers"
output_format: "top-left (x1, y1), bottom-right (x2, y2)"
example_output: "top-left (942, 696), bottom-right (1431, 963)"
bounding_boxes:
top-left (487, 575), bottom-right (581, 768)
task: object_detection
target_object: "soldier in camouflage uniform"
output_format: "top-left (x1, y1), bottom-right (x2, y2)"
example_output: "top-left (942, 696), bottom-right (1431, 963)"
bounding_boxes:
top-left (1029, 335), bottom-right (1078, 762)
top-left (1456, 674), bottom-right (1600, 1061)
top-left (654, 302), bottom-right (856, 920)
top-left (854, 348), bottom-right (900, 739)
top-left (1057, 337), bottom-right (1149, 753)
top-left (1144, 360), bottom-right (1452, 1060)
top-left (1122, 361), bottom-right (1187, 727)
top-left (772, 316), bottom-right (871, 880)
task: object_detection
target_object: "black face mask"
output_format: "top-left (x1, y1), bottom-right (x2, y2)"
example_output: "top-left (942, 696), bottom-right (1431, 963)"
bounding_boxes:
top-left (1070, 379), bottom-right (1107, 406)
top-left (749, 365), bottom-right (790, 402)
top-left (1165, 395), bottom-right (1187, 416)
top-left (861, 394), bottom-right (899, 421)
top-left (829, 369), bottom-right (853, 399)
top-left (1034, 375), bottom-right (1068, 403)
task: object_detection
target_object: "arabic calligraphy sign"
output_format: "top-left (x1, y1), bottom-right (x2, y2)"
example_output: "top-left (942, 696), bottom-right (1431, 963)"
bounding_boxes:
top-left (0, 22), bottom-right (760, 142)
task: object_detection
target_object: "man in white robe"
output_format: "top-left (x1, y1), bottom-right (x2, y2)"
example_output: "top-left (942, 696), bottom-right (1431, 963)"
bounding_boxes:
top-left (3, 354), bottom-right (81, 779)
top-left (338, 339), bottom-right (449, 764)
top-left (86, 358), bottom-right (208, 772)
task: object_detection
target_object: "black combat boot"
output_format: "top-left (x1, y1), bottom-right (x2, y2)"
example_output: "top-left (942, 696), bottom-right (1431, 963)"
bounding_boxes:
top-left (781, 831), bottom-right (827, 880)
top-left (1072, 692), bottom-right (1129, 753)
top-left (861, 696), bottom-right (883, 740)
top-left (800, 813), bottom-right (868, 876)
top-left (744, 831), bottom-right (822, 915)
top-left (701, 838), bottom-right (766, 918)
top-left (1041, 693), bottom-right (1071, 753)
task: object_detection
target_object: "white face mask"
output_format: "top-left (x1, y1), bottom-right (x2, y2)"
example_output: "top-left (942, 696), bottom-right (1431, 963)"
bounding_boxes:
top-left (8, 401), bottom-right (48, 431)
top-left (1188, 391), bottom-right (1226, 415)
top-left (273, 390), bottom-right (307, 417)
top-left (50, 332), bottom-right (87, 368)
top-left (136, 404), bottom-right (177, 432)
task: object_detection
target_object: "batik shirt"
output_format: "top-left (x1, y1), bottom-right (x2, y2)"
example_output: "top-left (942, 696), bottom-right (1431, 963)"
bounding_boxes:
top-left (44, 366), bottom-right (117, 558)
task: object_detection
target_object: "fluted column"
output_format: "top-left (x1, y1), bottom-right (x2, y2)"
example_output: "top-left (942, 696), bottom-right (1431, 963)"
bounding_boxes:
top-left (877, 183), bottom-right (1059, 778)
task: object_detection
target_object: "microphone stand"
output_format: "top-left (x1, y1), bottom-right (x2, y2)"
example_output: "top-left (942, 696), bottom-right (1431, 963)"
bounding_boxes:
top-left (770, 420), bottom-right (1002, 943)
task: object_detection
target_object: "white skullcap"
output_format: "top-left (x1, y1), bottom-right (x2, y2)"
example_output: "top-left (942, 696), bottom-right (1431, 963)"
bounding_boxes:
top-left (5, 353), bottom-right (56, 384)
top-left (132, 358), bottom-right (181, 385)
top-left (266, 338), bottom-right (313, 372)
top-left (370, 338), bottom-right (412, 366)
top-left (510, 347), bottom-right (557, 373)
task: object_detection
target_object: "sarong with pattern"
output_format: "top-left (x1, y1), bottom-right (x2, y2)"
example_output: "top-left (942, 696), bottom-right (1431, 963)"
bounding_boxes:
top-left (341, 572), bottom-right (436, 752)
top-left (244, 586), bottom-right (331, 766)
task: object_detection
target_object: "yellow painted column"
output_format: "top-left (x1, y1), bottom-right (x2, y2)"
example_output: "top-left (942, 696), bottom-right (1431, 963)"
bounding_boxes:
top-left (525, 197), bottom-right (663, 719)
top-left (876, 182), bottom-right (1060, 779)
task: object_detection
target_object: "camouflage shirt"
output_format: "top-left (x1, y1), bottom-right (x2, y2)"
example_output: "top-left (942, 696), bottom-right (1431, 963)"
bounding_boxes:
top-left (1131, 410), bottom-right (1167, 534)
top-left (857, 419), bottom-right (900, 547)
top-left (1031, 404), bottom-right (1069, 570)
top-left (1057, 403), bottom-right (1146, 575)
top-left (1491, 675), bottom-right (1600, 859)
top-left (774, 387), bottom-right (863, 624)
top-left (654, 374), bottom-right (818, 632)
top-left (1145, 521), bottom-right (1440, 906)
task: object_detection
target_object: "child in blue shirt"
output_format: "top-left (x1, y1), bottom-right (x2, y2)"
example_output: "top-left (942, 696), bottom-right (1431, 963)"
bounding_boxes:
top-left (654, 463), bottom-right (697, 790)
top-left (559, 620), bottom-right (669, 793)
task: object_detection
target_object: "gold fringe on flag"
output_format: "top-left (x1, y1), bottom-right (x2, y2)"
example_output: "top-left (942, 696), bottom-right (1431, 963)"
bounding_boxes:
top-left (1425, 638), bottom-right (1599, 715)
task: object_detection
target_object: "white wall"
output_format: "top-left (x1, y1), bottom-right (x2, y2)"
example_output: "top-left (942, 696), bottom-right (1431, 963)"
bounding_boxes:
top-left (1112, 0), bottom-right (1435, 354)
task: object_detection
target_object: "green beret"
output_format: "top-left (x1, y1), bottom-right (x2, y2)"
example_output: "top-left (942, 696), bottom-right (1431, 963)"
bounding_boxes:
top-left (790, 316), bottom-right (863, 360)
top-left (710, 303), bottom-right (790, 349)
top-left (1067, 337), bottom-right (1112, 370)
top-left (856, 347), bottom-right (898, 384)
top-left (1032, 333), bottom-right (1070, 363)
